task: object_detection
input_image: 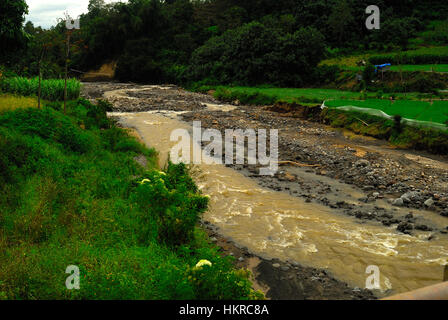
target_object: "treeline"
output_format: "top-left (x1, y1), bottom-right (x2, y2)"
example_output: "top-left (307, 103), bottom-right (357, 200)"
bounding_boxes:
top-left (3, 0), bottom-right (448, 86)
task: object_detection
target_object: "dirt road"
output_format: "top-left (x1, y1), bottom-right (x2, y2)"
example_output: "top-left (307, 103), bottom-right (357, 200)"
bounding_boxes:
top-left (82, 82), bottom-right (448, 300)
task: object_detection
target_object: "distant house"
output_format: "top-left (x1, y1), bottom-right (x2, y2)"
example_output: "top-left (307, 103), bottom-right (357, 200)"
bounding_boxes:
top-left (374, 63), bottom-right (391, 73)
top-left (375, 63), bottom-right (391, 80)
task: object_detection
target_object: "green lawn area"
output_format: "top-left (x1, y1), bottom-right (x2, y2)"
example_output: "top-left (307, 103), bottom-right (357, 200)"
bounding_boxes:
top-left (325, 99), bottom-right (448, 124)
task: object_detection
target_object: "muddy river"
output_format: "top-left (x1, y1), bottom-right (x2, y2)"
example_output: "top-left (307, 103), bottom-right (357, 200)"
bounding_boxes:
top-left (112, 110), bottom-right (448, 296)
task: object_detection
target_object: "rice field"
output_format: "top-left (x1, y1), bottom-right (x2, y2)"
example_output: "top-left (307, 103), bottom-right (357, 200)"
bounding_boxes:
top-left (0, 77), bottom-right (81, 101)
top-left (325, 99), bottom-right (448, 124)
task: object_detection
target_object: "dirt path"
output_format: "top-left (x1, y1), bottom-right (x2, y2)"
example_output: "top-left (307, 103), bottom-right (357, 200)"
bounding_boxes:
top-left (82, 82), bottom-right (448, 299)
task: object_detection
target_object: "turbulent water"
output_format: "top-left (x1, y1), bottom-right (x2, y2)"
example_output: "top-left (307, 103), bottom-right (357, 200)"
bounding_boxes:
top-left (112, 110), bottom-right (448, 296)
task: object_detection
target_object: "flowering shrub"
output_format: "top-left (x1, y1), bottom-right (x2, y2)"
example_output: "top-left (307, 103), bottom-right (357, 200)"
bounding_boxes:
top-left (132, 163), bottom-right (209, 247)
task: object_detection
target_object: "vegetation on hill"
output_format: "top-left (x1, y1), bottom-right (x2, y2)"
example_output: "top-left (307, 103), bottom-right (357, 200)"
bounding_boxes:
top-left (2, 0), bottom-right (448, 87)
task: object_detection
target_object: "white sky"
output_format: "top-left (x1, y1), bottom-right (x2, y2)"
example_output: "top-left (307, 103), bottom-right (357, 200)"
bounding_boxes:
top-left (25, 0), bottom-right (124, 29)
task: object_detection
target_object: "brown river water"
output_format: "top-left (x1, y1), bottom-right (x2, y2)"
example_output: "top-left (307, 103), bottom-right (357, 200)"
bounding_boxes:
top-left (112, 110), bottom-right (448, 296)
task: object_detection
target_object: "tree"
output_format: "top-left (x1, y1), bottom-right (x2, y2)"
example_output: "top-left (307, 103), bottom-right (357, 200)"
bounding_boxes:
top-left (327, 0), bottom-right (355, 44)
top-left (0, 0), bottom-right (29, 62)
top-left (189, 22), bottom-right (325, 87)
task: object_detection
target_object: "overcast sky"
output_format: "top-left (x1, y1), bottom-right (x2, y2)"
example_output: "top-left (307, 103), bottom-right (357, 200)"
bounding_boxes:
top-left (26, 0), bottom-right (124, 29)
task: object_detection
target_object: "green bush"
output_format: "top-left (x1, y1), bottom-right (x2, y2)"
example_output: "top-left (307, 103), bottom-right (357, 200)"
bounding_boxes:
top-left (188, 22), bottom-right (325, 87)
top-left (132, 165), bottom-right (209, 247)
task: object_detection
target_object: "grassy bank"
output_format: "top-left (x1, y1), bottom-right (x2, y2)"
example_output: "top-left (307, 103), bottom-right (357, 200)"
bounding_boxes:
top-left (325, 99), bottom-right (448, 124)
top-left (0, 98), bottom-right (261, 300)
top-left (0, 77), bottom-right (81, 101)
top-left (192, 85), bottom-right (448, 154)
top-left (193, 85), bottom-right (443, 106)
top-left (322, 108), bottom-right (448, 154)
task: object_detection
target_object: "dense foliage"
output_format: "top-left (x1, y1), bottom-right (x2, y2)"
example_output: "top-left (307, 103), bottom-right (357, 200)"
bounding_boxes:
top-left (3, 0), bottom-right (448, 86)
top-left (0, 0), bottom-right (28, 63)
top-left (0, 98), bottom-right (262, 299)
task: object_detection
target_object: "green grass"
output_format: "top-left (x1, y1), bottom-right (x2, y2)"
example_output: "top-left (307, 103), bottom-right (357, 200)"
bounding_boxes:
top-left (196, 85), bottom-right (441, 105)
top-left (197, 85), bottom-right (366, 104)
top-left (0, 77), bottom-right (81, 101)
top-left (389, 64), bottom-right (448, 72)
top-left (0, 99), bottom-right (261, 300)
top-left (325, 99), bottom-right (448, 124)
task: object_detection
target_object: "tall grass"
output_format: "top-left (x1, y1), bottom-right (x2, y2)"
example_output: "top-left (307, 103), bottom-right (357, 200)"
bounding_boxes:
top-left (0, 94), bottom-right (37, 113)
top-left (0, 77), bottom-right (81, 101)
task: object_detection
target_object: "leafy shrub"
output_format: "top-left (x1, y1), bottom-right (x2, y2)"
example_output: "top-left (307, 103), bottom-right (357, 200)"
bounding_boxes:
top-left (363, 63), bottom-right (376, 83)
top-left (0, 127), bottom-right (44, 184)
top-left (406, 74), bottom-right (446, 92)
top-left (132, 164), bottom-right (208, 247)
top-left (101, 126), bottom-right (146, 154)
top-left (186, 261), bottom-right (263, 300)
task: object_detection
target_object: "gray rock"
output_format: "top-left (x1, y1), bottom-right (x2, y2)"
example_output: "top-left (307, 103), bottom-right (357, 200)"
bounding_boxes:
top-left (355, 159), bottom-right (370, 168)
top-left (272, 263), bottom-right (281, 268)
top-left (424, 198), bottom-right (435, 207)
top-left (393, 198), bottom-right (404, 207)
top-left (401, 191), bottom-right (420, 201)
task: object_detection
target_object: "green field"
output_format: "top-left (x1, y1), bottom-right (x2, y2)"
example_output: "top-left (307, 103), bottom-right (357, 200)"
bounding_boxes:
top-left (325, 99), bottom-right (448, 124)
top-left (389, 64), bottom-right (448, 72)
top-left (334, 64), bottom-right (448, 73)
top-left (203, 86), bottom-right (437, 105)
